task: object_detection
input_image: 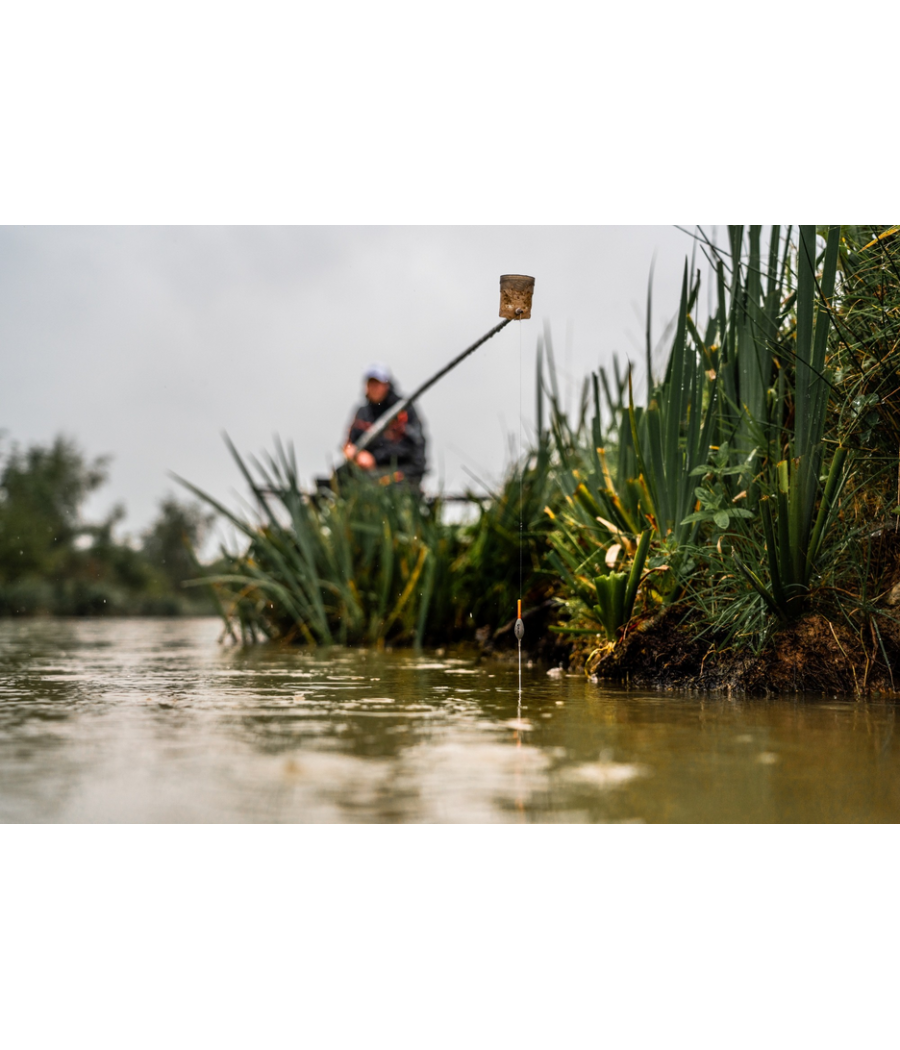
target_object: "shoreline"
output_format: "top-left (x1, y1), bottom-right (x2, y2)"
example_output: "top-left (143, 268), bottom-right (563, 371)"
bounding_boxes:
top-left (558, 606), bottom-right (900, 698)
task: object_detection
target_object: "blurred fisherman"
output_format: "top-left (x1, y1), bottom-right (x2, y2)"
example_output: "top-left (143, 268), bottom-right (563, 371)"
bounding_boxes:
top-left (342, 364), bottom-right (427, 488)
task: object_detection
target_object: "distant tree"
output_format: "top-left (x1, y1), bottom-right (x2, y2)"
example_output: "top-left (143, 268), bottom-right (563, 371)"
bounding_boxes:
top-left (141, 496), bottom-right (215, 590)
top-left (0, 436), bottom-right (217, 615)
top-left (0, 435), bottom-right (109, 582)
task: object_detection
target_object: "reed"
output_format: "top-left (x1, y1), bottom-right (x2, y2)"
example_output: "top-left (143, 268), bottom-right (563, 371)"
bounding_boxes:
top-left (698, 226), bottom-right (849, 620)
top-left (547, 226), bottom-right (897, 654)
top-left (177, 439), bottom-right (458, 646)
top-left (546, 262), bottom-right (719, 639)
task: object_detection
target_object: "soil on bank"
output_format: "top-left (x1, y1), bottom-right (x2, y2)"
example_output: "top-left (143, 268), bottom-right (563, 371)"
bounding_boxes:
top-left (557, 606), bottom-right (900, 697)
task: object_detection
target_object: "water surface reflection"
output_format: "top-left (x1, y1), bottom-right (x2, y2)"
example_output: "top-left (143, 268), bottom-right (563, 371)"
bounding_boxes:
top-left (1, 618), bottom-right (898, 822)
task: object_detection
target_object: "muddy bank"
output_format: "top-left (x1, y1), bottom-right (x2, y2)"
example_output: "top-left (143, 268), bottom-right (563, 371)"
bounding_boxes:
top-left (560, 606), bottom-right (900, 697)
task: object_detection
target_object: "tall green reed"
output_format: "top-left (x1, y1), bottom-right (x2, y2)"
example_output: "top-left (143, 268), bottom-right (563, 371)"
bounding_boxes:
top-left (547, 225), bottom-right (864, 648)
top-left (714, 226), bottom-right (849, 620)
top-left (177, 437), bottom-right (458, 646)
top-left (547, 262), bottom-right (718, 639)
top-left (178, 352), bottom-right (566, 646)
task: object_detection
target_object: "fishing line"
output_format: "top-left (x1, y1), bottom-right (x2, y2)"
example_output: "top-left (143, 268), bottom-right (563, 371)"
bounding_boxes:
top-left (515, 313), bottom-right (525, 713)
top-left (519, 313), bottom-right (523, 599)
top-left (498, 275), bottom-right (533, 721)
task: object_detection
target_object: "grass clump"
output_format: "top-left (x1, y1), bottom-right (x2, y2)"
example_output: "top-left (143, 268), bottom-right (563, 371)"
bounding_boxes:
top-left (178, 422), bottom-right (560, 647)
top-left (552, 225), bottom-right (900, 693)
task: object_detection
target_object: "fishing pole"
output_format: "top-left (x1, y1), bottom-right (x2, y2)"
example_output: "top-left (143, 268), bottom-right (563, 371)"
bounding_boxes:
top-left (354, 320), bottom-right (511, 455)
top-left (353, 275), bottom-right (534, 454)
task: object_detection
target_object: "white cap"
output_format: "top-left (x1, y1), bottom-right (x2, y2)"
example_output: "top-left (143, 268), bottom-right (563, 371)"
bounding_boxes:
top-left (364, 363), bottom-right (391, 383)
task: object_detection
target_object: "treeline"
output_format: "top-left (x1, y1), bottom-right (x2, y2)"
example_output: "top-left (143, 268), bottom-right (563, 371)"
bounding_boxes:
top-left (0, 435), bottom-right (215, 616)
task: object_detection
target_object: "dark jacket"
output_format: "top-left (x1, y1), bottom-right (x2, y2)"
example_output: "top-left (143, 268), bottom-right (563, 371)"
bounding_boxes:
top-left (346, 386), bottom-right (427, 482)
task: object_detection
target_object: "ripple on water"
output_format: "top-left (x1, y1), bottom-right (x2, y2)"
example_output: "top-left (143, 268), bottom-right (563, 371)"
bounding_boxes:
top-left (4, 618), bottom-right (900, 823)
top-left (566, 761), bottom-right (647, 787)
top-left (397, 737), bottom-right (551, 822)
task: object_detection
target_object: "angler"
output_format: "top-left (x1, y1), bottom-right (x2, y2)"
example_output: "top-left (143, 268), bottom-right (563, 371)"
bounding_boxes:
top-left (336, 275), bottom-right (534, 497)
top-left (342, 364), bottom-right (427, 490)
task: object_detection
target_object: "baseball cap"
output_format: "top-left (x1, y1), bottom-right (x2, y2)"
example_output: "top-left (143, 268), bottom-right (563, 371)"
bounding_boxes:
top-left (364, 364), bottom-right (391, 383)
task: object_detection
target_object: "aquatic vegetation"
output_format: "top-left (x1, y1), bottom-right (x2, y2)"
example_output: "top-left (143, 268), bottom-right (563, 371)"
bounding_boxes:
top-left (178, 415), bottom-right (560, 646)
top-left (590, 530), bottom-right (651, 641)
top-left (550, 225), bottom-right (900, 689)
top-left (709, 226), bottom-right (849, 621)
top-left (547, 264), bottom-right (718, 639)
top-left (832, 225), bottom-right (900, 451)
top-left (689, 226), bottom-right (898, 650)
top-left (178, 437), bottom-right (449, 645)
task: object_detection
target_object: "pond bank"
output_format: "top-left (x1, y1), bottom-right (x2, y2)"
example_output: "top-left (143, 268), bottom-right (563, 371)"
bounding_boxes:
top-left (559, 607), bottom-right (900, 697)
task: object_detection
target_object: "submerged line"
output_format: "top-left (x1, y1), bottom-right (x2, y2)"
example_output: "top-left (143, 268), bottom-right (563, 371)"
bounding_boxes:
top-left (517, 615), bottom-right (522, 717)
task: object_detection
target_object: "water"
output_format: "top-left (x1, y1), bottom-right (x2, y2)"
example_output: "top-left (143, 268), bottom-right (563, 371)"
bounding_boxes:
top-left (1, 617), bottom-right (899, 822)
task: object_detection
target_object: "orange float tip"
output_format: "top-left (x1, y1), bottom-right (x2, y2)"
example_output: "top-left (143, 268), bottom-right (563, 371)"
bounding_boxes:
top-left (517, 599), bottom-right (522, 618)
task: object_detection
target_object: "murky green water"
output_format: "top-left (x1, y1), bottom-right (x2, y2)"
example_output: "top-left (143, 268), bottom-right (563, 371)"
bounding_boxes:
top-left (2, 617), bottom-right (899, 822)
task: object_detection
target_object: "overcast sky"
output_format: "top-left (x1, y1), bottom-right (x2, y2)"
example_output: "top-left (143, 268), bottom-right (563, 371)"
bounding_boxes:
top-left (1, 226), bottom-right (712, 545)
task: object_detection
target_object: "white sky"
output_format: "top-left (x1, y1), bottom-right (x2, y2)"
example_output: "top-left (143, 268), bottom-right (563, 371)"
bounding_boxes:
top-left (0, 225), bottom-right (708, 545)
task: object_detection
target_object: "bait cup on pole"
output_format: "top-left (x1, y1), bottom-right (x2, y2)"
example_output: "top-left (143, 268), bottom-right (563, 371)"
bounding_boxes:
top-left (499, 274), bottom-right (535, 320)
